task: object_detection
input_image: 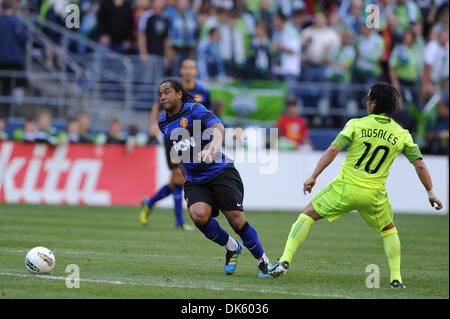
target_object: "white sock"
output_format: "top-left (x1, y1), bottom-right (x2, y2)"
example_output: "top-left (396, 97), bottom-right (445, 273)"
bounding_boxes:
top-left (257, 253), bottom-right (269, 265)
top-left (225, 236), bottom-right (239, 251)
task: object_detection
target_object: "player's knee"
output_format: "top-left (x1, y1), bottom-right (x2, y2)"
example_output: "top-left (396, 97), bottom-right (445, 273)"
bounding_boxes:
top-left (381, 222), bottom-right (395, 232)
top-left (225, 211), bottom-right (246, 233)
top-left (302, 204), bottom-right (322, 221)
top-left (189, 205), bottom-right (211, 227)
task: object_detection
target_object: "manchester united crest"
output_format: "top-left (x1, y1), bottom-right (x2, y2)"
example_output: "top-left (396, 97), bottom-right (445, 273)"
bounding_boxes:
top-left (180, 117), bottom-right (188, 128)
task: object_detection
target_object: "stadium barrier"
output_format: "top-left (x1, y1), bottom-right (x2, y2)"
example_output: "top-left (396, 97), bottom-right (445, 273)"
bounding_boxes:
top-left (1, 142), bottom-right (448, 214)
top-left (156, 146), bottom-right (449, 215)
top-left (0, 141), bottom-right (156, 206)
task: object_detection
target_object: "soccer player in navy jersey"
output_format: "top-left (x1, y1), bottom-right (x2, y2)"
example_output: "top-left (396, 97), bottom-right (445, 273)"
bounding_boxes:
top-left (155, 79), bottom-right (271, 276)
top-left (140, 59), bottom-right (211, 230)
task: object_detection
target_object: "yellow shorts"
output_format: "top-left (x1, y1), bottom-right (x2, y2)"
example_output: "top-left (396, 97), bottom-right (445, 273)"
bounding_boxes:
top-left (311, 180), bottom-right (393, 232)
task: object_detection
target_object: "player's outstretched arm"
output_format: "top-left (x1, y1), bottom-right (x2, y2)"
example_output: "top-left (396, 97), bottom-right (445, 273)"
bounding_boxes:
top-left (303, 145), bottom-right (341, 194)
top-left (412, 159), bottom-right (443, 210)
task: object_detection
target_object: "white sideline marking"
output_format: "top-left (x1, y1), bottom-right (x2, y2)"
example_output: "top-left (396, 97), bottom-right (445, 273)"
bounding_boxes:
top-left (0, 272), bottom-right (354, 299)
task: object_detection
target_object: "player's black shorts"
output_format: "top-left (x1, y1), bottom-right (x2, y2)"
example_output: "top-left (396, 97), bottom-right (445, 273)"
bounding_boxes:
top-left (164, 139), bottom-right (179, 170)
top-left (184, 166), bottom-right (244, 217)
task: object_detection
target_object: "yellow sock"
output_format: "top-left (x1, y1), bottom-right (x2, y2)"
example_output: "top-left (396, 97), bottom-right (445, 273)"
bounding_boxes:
top-left (382, 227), bottom-right (402, 283)
top-left (280, 213), bottom-right (315, 264)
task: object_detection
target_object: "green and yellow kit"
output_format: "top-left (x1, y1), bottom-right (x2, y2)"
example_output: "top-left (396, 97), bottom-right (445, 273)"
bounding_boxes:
top-left (312, 114), bottom-right (422, 232)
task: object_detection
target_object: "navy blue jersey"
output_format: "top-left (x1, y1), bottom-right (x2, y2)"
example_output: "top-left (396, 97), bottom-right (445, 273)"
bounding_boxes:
top-left (158, 102), bottom-right (233, 183)
top-left (186, 82), bottom-right (211, 110)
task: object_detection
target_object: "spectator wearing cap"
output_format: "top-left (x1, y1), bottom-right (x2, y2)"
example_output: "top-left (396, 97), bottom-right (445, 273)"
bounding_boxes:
top-left (276, 96), bottom-right (313, 150)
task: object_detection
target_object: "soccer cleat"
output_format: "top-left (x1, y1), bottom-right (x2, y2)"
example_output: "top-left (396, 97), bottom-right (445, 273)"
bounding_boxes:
top-left (390, 280), bottom-right (406, 289)
top-left (268, 260), bottom-right (289, 278)
top-left (257, 261), bottom-right (272, 278)
top-left (176, 223), bottom-right (194, 231)
top-left (224, 242), bottom-right (242, 275)
top-left (139, 201), bottom-right (152, 225)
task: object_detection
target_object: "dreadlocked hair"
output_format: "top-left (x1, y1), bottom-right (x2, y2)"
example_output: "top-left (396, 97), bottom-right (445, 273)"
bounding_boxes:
top-left (368, 82), bottom-right (400, 117)
top-left (159, 79), bottom-right (197, 103)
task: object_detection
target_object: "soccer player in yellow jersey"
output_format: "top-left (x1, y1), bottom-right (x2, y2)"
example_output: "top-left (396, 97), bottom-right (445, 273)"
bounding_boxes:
top-left (269, 82), bottom-right (443, 288)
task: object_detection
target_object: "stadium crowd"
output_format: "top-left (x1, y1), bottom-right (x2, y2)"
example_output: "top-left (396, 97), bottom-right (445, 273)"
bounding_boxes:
top-left (0, 0), bottom-right (448, 154)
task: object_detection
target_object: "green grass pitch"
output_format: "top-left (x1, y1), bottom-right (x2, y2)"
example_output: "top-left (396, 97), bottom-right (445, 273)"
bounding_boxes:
top-left (0, 203), bottom-right (448, 299)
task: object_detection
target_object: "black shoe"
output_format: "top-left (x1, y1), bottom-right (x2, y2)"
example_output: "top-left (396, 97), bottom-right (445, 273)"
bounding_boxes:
top-left (390, 280), bottom-right (406, 288)
top-left (257, 261), bottom-right (272, 278)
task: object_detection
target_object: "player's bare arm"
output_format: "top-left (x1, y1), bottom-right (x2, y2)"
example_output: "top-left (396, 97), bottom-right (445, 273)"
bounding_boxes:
top-left (303, 145), bottom-right (341, 194)
top-left (412, 159), bottom-right (443, 210)
top-left (198, 122), bottom-right (225, 163)
top-left (149, 102), bottom-right (161, 137)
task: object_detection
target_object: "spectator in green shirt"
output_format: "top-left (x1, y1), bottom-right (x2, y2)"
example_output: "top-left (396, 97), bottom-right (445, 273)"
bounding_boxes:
top-left (326, 28), bottom-right (356, 84)
top-left (389, 29), bottom-right (419, 91)
top-left (325, 28), bottom-right (356, 128)
top-left (57, 118), bottom-right (81, 145)
top-left (13, 118), bottom-right (36, 143)
top-left (385, 0), bottom-right (423, 32)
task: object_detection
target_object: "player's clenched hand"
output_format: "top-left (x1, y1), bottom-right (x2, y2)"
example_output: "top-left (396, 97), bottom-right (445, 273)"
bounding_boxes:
top-left (429, 197), bottom-right (443, 210)
top-left (303, 177), bottom-right (316, 195)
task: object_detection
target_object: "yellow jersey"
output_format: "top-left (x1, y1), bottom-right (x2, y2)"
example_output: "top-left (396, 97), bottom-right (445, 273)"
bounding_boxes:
top-left (331, 114), bottom-right (422, 189)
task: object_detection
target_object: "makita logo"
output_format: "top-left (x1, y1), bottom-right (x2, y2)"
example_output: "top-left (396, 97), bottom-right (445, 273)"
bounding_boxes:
top-left (0, 142), bottom-right (111, 205)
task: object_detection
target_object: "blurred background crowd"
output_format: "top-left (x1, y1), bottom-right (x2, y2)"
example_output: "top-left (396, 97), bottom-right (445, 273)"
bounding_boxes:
top-left (0, 0), bottom-right (448, 154)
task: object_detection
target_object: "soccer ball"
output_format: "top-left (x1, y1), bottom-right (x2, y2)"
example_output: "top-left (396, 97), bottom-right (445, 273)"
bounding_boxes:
top-left (25, 246), bottom-right (55, 274)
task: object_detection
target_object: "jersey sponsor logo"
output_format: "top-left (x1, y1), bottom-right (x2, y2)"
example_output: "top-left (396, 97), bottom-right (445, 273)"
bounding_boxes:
top-left (180, 117), bottom-right (189, 128)
top-left (172, 137), bottom-right (196, 152)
